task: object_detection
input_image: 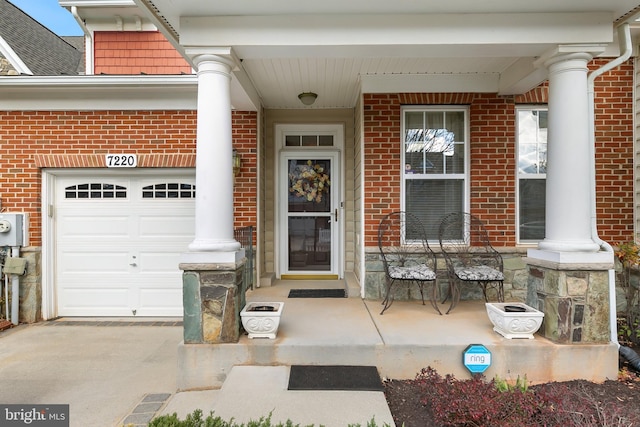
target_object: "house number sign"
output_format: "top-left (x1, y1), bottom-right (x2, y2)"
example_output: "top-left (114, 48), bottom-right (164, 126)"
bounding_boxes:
top-left (105, 154), bottom-right (137, 168)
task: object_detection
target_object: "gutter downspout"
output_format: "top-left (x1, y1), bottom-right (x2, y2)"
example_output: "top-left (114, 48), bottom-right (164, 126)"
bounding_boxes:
top-left (70, 6), bottom-right (93, 75)
top-left (587, 23), bottom-right (632, 348)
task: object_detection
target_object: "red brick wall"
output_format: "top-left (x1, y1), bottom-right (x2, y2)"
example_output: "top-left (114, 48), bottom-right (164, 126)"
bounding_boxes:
top-left (232, 111), bottom-right (259, 236)
top-left (94, 31), bottom-right (192, 75)
top-left (363, 59), bottom-right (634, 246)
top-left (0, 110), bottom-right (257, 246)
top-left (591, 59), bottom-right (635, 244)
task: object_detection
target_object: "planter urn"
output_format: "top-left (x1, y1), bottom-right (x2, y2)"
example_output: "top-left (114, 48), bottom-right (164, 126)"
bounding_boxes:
top-left (485, 302), bottom-right (544, 339)
top-left (240, 302), bottom-right (284, 339)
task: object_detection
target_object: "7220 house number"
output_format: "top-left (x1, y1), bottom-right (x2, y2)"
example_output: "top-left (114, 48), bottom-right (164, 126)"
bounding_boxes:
top-left (105, 154), bottom-right (138, 168)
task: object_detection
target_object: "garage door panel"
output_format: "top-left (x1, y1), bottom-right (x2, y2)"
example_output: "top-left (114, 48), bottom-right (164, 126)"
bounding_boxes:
top-left (59, 288), bottom-right (130, 315)
top-left (59, 251), bottom-right (130, 272)
top-left (139, 289), bottom-right (182, 307)
top-left (138, 252), bottom-right (185, 272)
top-left (138, 215), bottom-right (194, 238)
top-left (59, 215), bottom-right (130, 237)
top-left (55, 172), bottom-right (195, 317)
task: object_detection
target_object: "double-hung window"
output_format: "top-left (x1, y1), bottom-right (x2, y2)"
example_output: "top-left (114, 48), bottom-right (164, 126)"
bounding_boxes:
top-left (402, 107), bottom-right (468, 240)
top-left (517, 107), bottom-right (547, 242)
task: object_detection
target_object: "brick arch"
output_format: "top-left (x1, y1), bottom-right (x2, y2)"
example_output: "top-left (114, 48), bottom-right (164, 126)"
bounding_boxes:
top-left (515, 85), bottom-right (549, 104)
top-left (398, 93), bottom-right (476, 105)
top-left (33, 154), bottom-right (195, 168)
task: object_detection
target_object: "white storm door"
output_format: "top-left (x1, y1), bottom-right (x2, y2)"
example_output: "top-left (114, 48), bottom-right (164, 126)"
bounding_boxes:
top-left (279, 151), bottom-right (340, 277)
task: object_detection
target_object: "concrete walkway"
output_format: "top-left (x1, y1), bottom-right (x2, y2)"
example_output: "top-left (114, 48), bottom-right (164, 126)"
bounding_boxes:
top-left (0, 319), bottom-right (394, 427)
top-left (159, 366), bottom-right (394, 427)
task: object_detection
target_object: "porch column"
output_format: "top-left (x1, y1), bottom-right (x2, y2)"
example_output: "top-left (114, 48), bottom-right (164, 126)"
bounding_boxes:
top-left (536, 49), bottom-right (600, 254)
top-left (526, 46), bottom-right (615, 349)
top-left (179, 52), bottom-right (246, 345)
top-left (186, 54), bottom-right (241, 259)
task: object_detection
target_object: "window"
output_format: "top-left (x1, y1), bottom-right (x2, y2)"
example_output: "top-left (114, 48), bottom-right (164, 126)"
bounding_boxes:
top-left (65, 183), bottom-right (127, 199)
top-left (285, 135), bottom-right (334, 147)
top-left (517, 107), bottom-right (547, 242)
top-left (402, 107), bottom-right (467, 239)
top-left (142, 183), bottom-right (196, 198)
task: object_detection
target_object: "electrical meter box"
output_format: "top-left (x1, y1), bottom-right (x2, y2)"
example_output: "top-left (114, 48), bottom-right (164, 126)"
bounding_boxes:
top-left (0, 214), bottom-right (24, 246)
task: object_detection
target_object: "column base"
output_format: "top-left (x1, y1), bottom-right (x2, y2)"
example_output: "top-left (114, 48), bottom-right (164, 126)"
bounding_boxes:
top-left (527, 248), bottom-right (613, 267)
top-left (181, 257), bottom-right (247, 344)
top-left (526, 259), bottom-right (611, 344)
top-left (537, 239), bottom-right (601, 253)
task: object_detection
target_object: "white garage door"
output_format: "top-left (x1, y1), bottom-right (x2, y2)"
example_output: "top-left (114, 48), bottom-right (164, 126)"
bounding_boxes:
top-left (55, 171), bottom-right (195, 317)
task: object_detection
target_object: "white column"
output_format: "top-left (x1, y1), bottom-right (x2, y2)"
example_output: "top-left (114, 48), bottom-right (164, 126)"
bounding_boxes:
top-left (536, 51), bottom-right (600, 254)
top-left (183, 54), bottom-right (241, 263)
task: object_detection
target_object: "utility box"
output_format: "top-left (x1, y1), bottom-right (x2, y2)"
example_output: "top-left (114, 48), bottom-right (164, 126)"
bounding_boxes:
top-left (0, 214), bottom-right (24, 246)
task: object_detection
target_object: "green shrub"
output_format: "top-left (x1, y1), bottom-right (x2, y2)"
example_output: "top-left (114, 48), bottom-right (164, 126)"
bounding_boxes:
top-left (147, 409), bottom-right (391, 427)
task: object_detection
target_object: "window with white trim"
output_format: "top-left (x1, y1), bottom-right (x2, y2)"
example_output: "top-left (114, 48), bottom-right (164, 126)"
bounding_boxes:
top-left (142, 183), bottom-right (196, 199)
top-left (402, 107), bottom-right (467, 239)
top-left (65, 183), bottom-right (127, 199)
top-left (517, 107), bottom-right (547, 242)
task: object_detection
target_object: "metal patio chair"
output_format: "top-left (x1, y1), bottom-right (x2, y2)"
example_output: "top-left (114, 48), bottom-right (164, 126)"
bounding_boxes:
top-left (438, 212), bottom-right (504, 314)
top-left (377, 211), bottom-right (440, 315)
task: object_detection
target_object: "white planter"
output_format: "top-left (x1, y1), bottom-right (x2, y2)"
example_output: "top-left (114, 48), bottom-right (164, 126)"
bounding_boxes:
top-left (240, 302), bottom-right (284, 339)
top-left (485, 302), bottom-right (544, 339)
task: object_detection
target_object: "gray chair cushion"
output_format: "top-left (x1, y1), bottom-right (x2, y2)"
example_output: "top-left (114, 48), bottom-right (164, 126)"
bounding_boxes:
top-left (389, 265), bottom-right (437, 281)
top-left (454, 265), bottom-right (504, 281)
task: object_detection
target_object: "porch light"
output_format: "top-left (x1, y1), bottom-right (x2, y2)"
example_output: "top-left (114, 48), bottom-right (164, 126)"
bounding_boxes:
top-left (298, 92), bottom-right (318, 106)
top-left (232, 149), bottom-right (241, 176)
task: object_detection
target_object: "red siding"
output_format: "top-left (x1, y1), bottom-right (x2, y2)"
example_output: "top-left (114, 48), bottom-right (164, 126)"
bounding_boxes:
top-left (94, 31), bottom-right (192, 75)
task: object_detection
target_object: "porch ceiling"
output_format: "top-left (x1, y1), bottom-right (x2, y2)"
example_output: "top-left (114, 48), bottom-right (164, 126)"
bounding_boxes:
top-left (121, 1), bottom-right (640, 110)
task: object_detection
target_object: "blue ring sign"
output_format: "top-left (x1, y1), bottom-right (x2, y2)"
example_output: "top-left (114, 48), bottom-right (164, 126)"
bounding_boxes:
top-left (463, 344), bottom-right (491, 374)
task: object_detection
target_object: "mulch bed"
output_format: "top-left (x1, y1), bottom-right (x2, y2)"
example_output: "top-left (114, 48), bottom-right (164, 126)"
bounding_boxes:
top-left (384, 347), bottom-right (640, 427)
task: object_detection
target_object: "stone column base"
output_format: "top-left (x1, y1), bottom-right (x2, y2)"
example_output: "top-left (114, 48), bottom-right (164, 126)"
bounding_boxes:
top-left (526, 255), bottom-right (612, 344)
top-left (180, 259), bottom-right (246, 344)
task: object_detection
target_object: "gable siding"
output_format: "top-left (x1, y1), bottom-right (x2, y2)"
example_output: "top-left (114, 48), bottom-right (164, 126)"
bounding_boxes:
top-left (94, 31), bottom-right (192, 75)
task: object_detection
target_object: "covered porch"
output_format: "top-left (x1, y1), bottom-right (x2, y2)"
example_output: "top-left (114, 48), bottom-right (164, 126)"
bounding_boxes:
top-left (177, 280), bottom-right (618, 390)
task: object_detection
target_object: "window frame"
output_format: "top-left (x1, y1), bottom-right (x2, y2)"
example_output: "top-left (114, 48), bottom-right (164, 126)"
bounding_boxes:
top-left (516, 105), bottom-right (548, 244)
top-left (400, 105), bottom-right (470, 241)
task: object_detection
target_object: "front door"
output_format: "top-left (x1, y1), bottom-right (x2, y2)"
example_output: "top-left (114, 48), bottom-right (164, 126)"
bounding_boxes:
top-left (279, 151), bottom-right (340, 278)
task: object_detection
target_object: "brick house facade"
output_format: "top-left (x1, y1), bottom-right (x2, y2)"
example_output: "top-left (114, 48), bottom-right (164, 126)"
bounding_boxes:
top-left (0, 14), bottom-right (635, 325)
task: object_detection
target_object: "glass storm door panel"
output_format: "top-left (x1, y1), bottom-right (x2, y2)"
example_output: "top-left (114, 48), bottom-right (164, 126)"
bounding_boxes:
top-left (282, 153), bottom-right (338, 275)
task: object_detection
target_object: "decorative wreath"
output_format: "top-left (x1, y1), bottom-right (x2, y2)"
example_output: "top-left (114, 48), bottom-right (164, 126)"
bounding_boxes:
top-left (289, 160), bottom-right (331, 203)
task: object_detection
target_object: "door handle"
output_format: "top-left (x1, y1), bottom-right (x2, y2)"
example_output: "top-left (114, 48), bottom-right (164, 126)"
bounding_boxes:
top-left (334, 208), bottom-right (338, 222)
top-left (129, 262), bottom-right (137, 267)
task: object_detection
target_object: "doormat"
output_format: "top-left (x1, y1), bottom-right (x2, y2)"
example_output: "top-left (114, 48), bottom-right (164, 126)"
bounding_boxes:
top-left (288, 365), bottom-right (384, 391)
top-left (0, 319), bottom-right (12, 332)
top-left (288, 289), bottom-right (346, 298)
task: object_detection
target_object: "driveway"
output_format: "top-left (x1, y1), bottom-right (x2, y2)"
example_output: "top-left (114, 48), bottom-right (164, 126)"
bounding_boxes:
top-left (0, 320), bottom-right (182, 427)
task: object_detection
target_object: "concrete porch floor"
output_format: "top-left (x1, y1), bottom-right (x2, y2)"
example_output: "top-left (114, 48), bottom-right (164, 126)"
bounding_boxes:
top-left (177, 280), bottom-right (619, 390)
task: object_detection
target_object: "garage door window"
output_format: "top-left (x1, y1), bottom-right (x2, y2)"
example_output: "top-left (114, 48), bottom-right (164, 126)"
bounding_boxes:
top-left (65, 183), bottom-right (127, 199)
top-left (142, 183), bottom-right (196, 198)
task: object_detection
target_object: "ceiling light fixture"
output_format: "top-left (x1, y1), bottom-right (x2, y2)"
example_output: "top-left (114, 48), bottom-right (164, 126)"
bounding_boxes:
top-left (298, 92), bottom-right (318, 106)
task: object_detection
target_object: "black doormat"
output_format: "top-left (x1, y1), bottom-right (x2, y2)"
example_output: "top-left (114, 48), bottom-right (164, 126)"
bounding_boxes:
top-left (288, 288), bottom-right (346, 298)
top-left (287, 365), bottom-right (384, 391)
